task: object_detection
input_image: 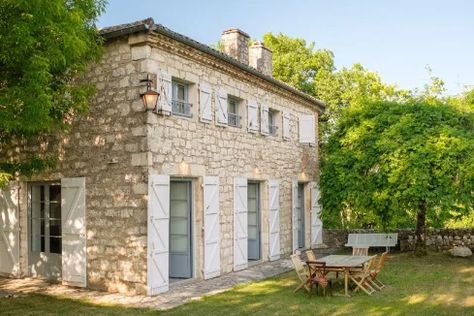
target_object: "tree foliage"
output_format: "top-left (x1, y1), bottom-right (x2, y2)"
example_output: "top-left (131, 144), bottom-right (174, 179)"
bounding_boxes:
top-left (320, 99), bottom-right (474, 253)
top-left (0, 0), bottom-right (106, 186)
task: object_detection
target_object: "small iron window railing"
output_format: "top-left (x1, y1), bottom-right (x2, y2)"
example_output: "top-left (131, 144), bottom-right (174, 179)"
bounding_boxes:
top-left (172, 99), bottom-right (193, 118)
top-left (228, 112), bottom-right (241, 127)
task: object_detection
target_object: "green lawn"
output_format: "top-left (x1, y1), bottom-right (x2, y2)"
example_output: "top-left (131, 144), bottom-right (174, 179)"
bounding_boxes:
top-left (1, 252), bottom-right (473, 316)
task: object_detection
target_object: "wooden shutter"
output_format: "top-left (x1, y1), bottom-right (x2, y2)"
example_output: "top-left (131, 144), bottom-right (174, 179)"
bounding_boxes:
top-left (216, 89), bottom-right (228, 125)
top-left (61, 177), bottom-right (87, 287)
top-left (0, 185), bottom-right (20, 277)
top-left (292, 180), bottom-right (298, 252)
top-left (147, 174), bottom-right (170, 295)
top-left (203, 176), bottom-right (221, 279)
top-left (310, 182), bottom-right (323, 247)
top-left (260, 105), bottom-right (270, 135)
top-left (158, 71), bottom-right (172, 114)
top-left (199, 82), bottom-right (212, 123)
top-left (268, 180), bottom-right (280, 261)
top-left (299, 115), bottom-right (316, 144)
top-left (247, 101), bottom-right (258, 133)
top-left (282, 111), bottom-right (290, 140)
top-left (233, 177), bottom-right (248, 271)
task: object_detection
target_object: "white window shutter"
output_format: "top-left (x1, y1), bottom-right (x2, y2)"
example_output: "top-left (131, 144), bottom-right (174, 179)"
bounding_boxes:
top-left (158, 71), bottom-right (172, 114)
top-left (282, 111), bottom-right (290, 140)
top-left (0, 185), bottom-right (20, 277)
top-left (216, 89), bottom-right (228, 125)
top-left (147, 174), bottom-right (170, 295)
top-left (199, 82), bottom-right (212, 123)
top-left (61, 177), bottom-right (87, 288)
top-left (299, 115), bottom-right (316, 144)
top-left (268, 180), bottom-right (280, 261)
top-left (233, 177), bottom-right (248, 271)
top-left (203, 176), bottom-right (221, 279)
top-left (310, 182), bottom-right (323, 247)
top-left (260, 105), bottom-right (270, 135)
top-left (292, 180), bottom-right (299, 252)
top-left (247, 101), bottom-right (258, 133)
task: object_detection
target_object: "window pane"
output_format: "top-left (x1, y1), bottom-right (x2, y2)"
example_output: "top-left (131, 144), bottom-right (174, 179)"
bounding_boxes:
top-left (50, 203), bottom-right (61, 219)
top-left (50, 219), bottom-right (61, 236)
top-left (170, 235), bottom-right (188, 253)
top-left (49, 185), bottom-right (61, 203)
top-left (31, 219), bottom-right (42, 252)
top-left (50, 237), bottom-right (61, 254)
top-left (178, 85), bottom-right (185, 100)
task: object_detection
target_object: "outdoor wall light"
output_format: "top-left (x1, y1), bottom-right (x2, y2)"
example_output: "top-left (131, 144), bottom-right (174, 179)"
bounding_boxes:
top-left (140, 74), bottom-right (160, 112)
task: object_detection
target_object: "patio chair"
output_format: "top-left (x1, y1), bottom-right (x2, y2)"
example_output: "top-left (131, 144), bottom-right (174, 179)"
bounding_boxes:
top-left (307, 261), bottom-right (333, 296)
top-left (306, 250), bottom-right (317, 262)
top-left (368, 251), bottom-right (388, 290)
top-left (352, 247), bottom-right (369, 256)
top-left (349, 257), bottom-right (377, 295)
top-left (290, 254), bottom-right (310, 293)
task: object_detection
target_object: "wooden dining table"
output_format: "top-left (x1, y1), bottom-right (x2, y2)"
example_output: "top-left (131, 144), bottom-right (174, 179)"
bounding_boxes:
top-left (314, 255), bottom-right (375, 297)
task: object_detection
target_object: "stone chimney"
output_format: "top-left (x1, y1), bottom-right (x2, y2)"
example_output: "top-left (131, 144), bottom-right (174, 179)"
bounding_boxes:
top-left (249, 41), bottom-right (273, 77)
top-left (220, 28), bottom-right (250, 65)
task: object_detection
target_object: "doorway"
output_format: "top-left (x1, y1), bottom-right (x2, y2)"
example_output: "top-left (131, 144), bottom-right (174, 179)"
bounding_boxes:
top-left (297, 183), bottom-right (305, 249)
top-left (28, 183), bottom-right (62, 280)
top-left (169, 180), bottom-right (193, 279)
top-left (247, 182), bottom-right (261, 261)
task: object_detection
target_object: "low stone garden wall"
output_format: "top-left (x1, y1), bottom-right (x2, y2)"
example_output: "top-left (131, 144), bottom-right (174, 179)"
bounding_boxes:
top-left (322, 228), bottom-right (474, 252)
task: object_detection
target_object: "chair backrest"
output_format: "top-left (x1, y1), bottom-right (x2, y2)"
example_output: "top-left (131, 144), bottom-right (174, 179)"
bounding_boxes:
top-left (363, 256), bottom-right (377, 274)
top-left (290, 254), bottom-right (308, 281)
top-left (306, 250), bottom-right (317, 262)
top-left (353, 247), bottom-right (369, 256)
top-left (375, 251), bottom-right (388, 272)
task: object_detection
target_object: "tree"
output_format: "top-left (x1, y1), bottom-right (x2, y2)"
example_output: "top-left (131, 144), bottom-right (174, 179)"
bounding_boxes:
top-left (320, 100), bottom-right (474, 254)
top-left (0, 0), bottom-right (106, 186)
top-left (262, 33), bottom-right (405, 137)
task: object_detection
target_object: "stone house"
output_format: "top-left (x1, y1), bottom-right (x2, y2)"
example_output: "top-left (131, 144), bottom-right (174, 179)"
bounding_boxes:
top-left (0, 18), bottom-right (325, 295)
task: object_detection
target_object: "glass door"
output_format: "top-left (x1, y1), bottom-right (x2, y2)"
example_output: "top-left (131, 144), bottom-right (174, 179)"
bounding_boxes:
top-left (248, 182), bottom-right (261, 261)
top-left (297, 184), bottom-right (305, 249)
top-left (29, 183), bottom-right (62, 280)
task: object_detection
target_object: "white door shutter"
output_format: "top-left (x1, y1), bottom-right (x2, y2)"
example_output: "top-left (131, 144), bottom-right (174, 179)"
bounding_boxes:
top-left (292, 180), bottom-right (298, 252)
top-left (0, 185), bottom-right (20, 277)
top-left (247, 101), bottom-right (258, 133)
top-left (282, 111), bottom-right (290, 140)
top-left (216, 89), bottom-right (228, 125)
top-left (234, 177), bottom-right (248, 271)
top-left (299, 115), bottom-right (316, 144)
top-left (260, 105), bottom-right (270, 135)
top-left (147, 174), bottom-right (170, 295)
top-left (203, 176), bottom-right (220, 279)
top-left (61, 177), bottom-right (87, 287)
top-left (310, 182), bottom-right (323, 247)
top-left (268, 180), bottom-right (280, 261)
top-left (199, 82), bottom-right (212, 123)
top-left (158, 71), bottom-right (172, 114)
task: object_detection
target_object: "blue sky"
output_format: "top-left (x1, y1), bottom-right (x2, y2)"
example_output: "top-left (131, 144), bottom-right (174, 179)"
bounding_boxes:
top-left (99, 0), bottom-right (474, 95)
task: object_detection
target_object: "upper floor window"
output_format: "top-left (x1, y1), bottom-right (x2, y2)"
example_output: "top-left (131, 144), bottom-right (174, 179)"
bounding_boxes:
top-left (172, 80), bottom-right (193, 118)
top-left (268, 109), bottom-right (278, 136)
top-left (228, 96), bottom-right (241, 127)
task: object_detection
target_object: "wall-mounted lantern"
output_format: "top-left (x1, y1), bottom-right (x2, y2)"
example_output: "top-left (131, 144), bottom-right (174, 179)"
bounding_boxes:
top-left (140, 74), bottom-right (160, 112)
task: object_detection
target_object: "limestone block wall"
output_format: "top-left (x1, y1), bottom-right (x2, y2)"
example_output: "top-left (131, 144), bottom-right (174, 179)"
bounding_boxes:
top-left (323, 228), bottom-right (474, 252)
top-left (139, 32), bottom-right (321, 275)
top-left (0, 36), bottom-right (150, 294)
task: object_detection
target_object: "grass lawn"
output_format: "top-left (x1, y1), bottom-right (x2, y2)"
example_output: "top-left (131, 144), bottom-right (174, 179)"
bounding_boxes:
top-left (1, 252), bottom-right (473, 316)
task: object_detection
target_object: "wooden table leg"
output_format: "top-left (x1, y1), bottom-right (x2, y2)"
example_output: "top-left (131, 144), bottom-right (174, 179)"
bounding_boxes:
top-left (344, 268), bottom-right (350, 297)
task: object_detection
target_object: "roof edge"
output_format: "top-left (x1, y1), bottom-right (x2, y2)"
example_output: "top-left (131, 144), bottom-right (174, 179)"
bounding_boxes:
top-left (99, 18), bottom-right (326, 112)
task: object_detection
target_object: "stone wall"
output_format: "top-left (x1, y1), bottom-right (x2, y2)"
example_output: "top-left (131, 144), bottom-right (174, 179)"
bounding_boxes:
top-left (323, 228), bottom-right (474, 252)
top-left (1, 36), bottom-right (150, 294)
top-left (139, 30), bottom-right (321, 276)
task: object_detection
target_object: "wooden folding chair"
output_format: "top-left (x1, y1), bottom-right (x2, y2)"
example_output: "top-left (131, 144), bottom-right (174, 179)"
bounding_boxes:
top-left (307, 261), bottom-right (333, 296)
top-left (369, 251), bottom-right (388, 290)
top-left (290, 254), bottom-right (310, 293)
top-left (349, 257), bottom-right (377, 295)
top-left (352, 247), bottom-right (369, 256)
top-left (306, 250), bottom-right (317, 262)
